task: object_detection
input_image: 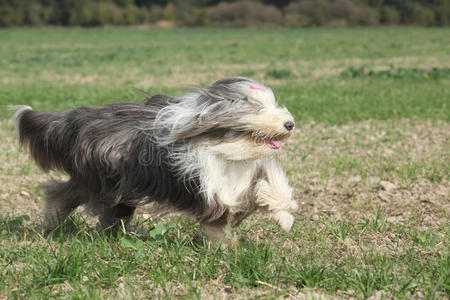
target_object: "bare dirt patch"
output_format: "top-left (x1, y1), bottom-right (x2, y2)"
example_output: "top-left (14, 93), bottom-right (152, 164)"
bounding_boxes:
top-left (283, 119), bottom-right (449, 229)
top-left (3, 55), bottom-right (448, 88)
top-left (1, 69), bottom-right (133, 86)
top-left (288, 55), bottom-right (450, 79)
top-left (0, 122), bottom-right (49, 218)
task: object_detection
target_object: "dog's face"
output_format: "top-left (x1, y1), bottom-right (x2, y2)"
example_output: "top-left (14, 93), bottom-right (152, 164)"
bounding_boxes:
top-left (198, 77), bottom-right (295, 161)
top-left (152, 77), bottom-right (295, 161)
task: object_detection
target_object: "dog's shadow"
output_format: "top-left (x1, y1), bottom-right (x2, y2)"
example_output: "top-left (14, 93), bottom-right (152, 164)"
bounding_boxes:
top-left (0, 214), bottom-right (230, 250)
top-left (0, 214), bottom-right (94, 242)
top-left (1, 214), bottom-right (259, 254)
top-left (0, 214), bottom-right (43, 240)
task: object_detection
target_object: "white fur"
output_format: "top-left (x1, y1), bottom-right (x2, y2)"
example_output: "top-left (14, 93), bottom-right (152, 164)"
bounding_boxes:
top-left (172, 142), bottom-right (297, 231)
top-left (197, 147), bottom-right (259, 209)
top-left (153, 93), bottom-right (202, 145)
top-left (255, 158), bottom-right (298, 231)
top-left (11, 105), bottom-right (32, 139)
top-left (149, 77), bottom-right (298, 234)
top-left (234, 81), bottom-right (276, 108)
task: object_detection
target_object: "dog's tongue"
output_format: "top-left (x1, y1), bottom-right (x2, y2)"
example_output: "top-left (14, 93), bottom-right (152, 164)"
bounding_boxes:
top-left (266, 138), bottom-right (283, 149)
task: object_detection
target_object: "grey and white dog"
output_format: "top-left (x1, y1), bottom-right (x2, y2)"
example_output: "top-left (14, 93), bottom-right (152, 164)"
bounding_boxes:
top-left (14, 77), bottom-right (298, 244)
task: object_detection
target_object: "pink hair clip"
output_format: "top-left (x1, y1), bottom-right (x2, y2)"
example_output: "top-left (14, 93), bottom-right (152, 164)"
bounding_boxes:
top-left (250, 85), bottom-right (263, 91)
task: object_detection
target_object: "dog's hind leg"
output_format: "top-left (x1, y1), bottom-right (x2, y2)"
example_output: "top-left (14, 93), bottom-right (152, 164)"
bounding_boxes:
top-left (43, 179), bottom-right (88, 231)
top-left (98, 203), bottom-right (137, 232)
top-left (200, 219), bottom-right (234, 248)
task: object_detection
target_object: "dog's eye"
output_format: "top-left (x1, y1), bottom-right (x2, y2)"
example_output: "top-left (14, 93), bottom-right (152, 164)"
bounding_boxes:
top-left (229, 96), bottom-right (247, 103)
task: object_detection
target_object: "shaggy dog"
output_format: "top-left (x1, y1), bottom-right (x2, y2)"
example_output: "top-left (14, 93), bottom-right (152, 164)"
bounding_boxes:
top-left (14, 77), bottom-right (298, 244)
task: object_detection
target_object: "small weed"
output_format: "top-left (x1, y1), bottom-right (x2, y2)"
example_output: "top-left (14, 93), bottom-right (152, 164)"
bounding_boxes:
top-left (323, 219), bottom-right (352, 240)
top-left (239, 70), bottom-right (256, 77)
top-left (425, 159), bottom-right (448, 183)
top-left (0, 214), bottom-right (30, 233)
top-left (19, 163), bottom-right (34, 175)
top-left (225, 241), bottom-right (279, 287)
top-left (119, 234), bottom-right (145, 251)
top-left (291, 263), bottom-right (329, 289)
top-left (265, 69), bottom-right (292, 79)
top-left (359, 207), bottom-right (389, 233)
top-left (33, 242), bottom-right (85, 287)
top-left (409, 229), bottom-right (443, 248)
top-left (341, 66), bottom-right (450, 80)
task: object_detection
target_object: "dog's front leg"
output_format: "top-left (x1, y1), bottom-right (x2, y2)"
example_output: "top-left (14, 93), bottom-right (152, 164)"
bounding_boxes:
top-left (255, 159), bottom-right (298, 231)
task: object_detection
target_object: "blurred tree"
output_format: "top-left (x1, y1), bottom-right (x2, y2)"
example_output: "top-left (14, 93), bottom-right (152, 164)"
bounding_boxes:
top-left (135, 0), bottom-right (169, 7)
top-left (261, 0), bottom-right (293, 9)
top-left (296, 0), bottom-right (332, 26)
top-left (124, 4), bottom-right (140, 24)
top-left (114, 0), bottom-right (134, 7)
top-left (0, 0), bottom-right (448, 27)
top-left (429, 0), bottom-right (449, 25)
top-left (163, 2), bottom-right (175, 21)
top-left (24, 1), bottom-right (43, 25)
top-left (380, 5), bottom-right (400, 24)
top-left (332, 0), bottom-right (358, 24)
top-left (0, 4), bottom-right (16, 26)
top-left (149, 4), bottom-right (164, 22)
top-left (173, 0), bottom-right (211, 26)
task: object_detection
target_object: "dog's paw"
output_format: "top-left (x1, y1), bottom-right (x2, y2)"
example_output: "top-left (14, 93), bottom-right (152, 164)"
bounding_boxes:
top-left (288, 200), bottom-right (299, 212)
top-left (273, 210), bottom-right (295, 232)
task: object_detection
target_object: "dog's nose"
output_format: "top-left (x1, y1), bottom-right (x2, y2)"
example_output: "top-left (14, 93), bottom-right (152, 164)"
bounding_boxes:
top-left (284, 121), bottom-right (295, 131)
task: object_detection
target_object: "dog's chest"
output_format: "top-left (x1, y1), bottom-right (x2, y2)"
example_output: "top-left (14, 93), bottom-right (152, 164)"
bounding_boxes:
top-left (198, 152), bottom-right (259, 209)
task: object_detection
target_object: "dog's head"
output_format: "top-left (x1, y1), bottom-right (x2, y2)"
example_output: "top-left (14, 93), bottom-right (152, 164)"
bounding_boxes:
top-left (153, 77), bottom-right (294, 160)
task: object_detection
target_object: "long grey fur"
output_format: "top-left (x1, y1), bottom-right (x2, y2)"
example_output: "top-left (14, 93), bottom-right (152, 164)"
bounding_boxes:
top-left (14, 77), bottom-right (272, 231)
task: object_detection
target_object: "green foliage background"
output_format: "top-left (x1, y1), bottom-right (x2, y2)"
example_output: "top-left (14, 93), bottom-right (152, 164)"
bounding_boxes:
top-left (0, 0), bottom-right (448, 27)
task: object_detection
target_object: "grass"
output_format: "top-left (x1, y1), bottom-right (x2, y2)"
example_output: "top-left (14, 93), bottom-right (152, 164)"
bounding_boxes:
top-left (0, 27), bottom-right (449, 299)
top-left (1, 214), bottom-right (448, 299)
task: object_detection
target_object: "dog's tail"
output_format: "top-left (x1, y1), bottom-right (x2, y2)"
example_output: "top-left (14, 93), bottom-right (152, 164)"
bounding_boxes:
top-left (13, 106), bottom-right (67, 172)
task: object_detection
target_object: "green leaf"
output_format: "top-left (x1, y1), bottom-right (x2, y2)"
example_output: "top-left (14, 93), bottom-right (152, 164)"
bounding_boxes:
top-left (120, 234), bottom-right (144, 251)
top-left (149, 222), bottom-right (176, 240)
top-left (6, 215), bottom-right (30, 228)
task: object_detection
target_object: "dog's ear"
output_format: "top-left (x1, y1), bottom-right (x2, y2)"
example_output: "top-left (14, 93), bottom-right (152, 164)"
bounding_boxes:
top-left (172, 109), bottom-right (238, 140)
top-left (173, 122), bottom-right (219, 140)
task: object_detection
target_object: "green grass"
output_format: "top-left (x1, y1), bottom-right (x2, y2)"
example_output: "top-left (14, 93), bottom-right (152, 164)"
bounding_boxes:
top-left (0, 28), bottom-right (449, 299)
top-left (3, 76), bottom-right (448, 123)
top-left (1, 214), bottom-right (448, 299)
top-left (280, 79), bottom-right (450, 124)
top-left (0, 27), bottom-right (449, 122)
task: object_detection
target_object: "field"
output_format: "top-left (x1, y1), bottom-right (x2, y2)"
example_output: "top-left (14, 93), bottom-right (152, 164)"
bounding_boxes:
top-left (0, 28), bottom-right (449, 299)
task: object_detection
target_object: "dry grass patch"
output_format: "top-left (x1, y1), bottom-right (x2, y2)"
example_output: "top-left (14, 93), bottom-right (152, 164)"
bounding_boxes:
top-left (0, 122), bottom-right (48, 217)
top-left (284, 119), bottom-right (449, 229)
top-left (3, 55), bottom-right (448, 88)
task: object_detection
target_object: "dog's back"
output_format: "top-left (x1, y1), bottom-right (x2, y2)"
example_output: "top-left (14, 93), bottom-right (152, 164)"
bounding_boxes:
top-left (13, 101), bottom-right (207, 230)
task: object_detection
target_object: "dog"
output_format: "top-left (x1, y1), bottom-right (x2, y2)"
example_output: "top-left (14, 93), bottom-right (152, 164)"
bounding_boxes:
top-left (13, 77), bottom-right (298, 244)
